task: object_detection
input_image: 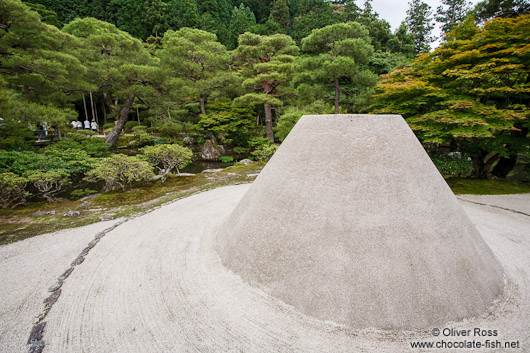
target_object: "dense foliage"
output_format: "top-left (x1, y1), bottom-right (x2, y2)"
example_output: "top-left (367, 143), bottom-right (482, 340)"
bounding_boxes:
top-left (0, 0), bottom-right (529, 208)
top-left (371, 15), bottom-right (530, 179)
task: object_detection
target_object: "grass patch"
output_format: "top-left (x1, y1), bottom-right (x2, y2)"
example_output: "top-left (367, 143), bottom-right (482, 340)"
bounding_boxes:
top-left (447, 179), bottom-right (530, 195)
top-left (0, 163), bottom-right (264, 246)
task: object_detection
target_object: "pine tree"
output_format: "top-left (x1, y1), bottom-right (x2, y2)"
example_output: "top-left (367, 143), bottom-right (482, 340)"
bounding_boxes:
top-left (297, 22), bottom-right (376, 114)
top-left (233, 33), bottom-right (299, 142)
top-left (406, 0), bottom-right (436, 53)
top-left (269, 0), bottom-right (290, 31)
top-left (157, 28), bottom-right (232, 115)
top-left (228, 4), bottom-right (257, 49)
top-left (436, 0), bottom-right (473, 35)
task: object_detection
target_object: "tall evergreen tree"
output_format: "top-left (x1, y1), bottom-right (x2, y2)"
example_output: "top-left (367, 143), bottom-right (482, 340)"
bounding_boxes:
top-left (63, 18), bottom-right (157, 146)
top-left (228, 4), bottom-right (257, 49)
top-left (166, 0), bottom-right (200, 30)
top-left (436, 0), bottom-right (473, 35)
top-left (292, 0), bottom-right (338, 43)
top-left (473, 0), bottom-right (530, 22)
top-left (406, 0), bottom-right (436, 53)
top-left (297, 22), bottom-right (376, 114)
top-left (0, 0), bottom-right (92, 128)
top-left (157, 28), bottom-right (232, 115)
top-left (233, 33), bottom-right (299, 142)
top-left (269, 0), bottom-right (291, 31)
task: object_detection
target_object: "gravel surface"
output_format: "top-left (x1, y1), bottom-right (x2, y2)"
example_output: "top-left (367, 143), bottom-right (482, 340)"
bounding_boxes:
top-left (0, 219), bottom-right (124, 353)
top-left (1, 187), bottom-right (529, 353)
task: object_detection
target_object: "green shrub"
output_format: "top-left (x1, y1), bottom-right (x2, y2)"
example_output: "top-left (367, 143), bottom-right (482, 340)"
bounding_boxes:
top-left (0, 119), bottom-right (36, 150)
top-left (233, 146), bottom-right (248, 158)
top-left (85, 154), bottom-right (154, 191)
top-left (154, 138), bottom-right (168, 145)
top-left (430, 152), bottom-right (474, 178)
top-left (0, 172), bottom-right (30, 208)
top-left (219, 156), bottom-right (234, 164)
top-left (43, 149), bottom-right (95, 176)
top-left (141, 144), bottom-right (193, 181)
top-left (275, 108), bottom-right (304, 142)
top-left (103, 122), bottom-right (114, 129)
top-left (252, 144), bottom-right (278, 162)
top-left (248, 136), bottom-right (271, 151)
top-left (0, 150), bottom-right (47, 175)
top-left (70, 188), bottom-right (98, 200)
top-left (25, 170), bottom-right (69, 202)
top-left (45, 139), bottom-right (110, 158)
top-left (125, 121), bottom-right (141, 131)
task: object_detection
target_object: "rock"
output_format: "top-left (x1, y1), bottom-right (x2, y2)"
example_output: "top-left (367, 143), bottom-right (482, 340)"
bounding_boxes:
top-left (71, 256), bottom-right (85, 266)
top-left (99, 215), bottom-right (114, 221)
top-left (183, 136), bottom-right (194, 145)
top-left (217, 144), bottom-right (225, 156)
top-left (58, 267), bottom-right (74, 281)
top-left (28, 340), bottom-right (45, 353)
top-left (63, 210), bottom-right (81, 217)
top-left (202, 168), bottom-right (223, 173)
top-left (48, 281), bottom-right (62, 292)
top-left (78, 201), bottom-right (92, 208)
top-left (79, 193), bottom-right (100, 201)
top-left (201, 139), bottom-right (222, 161)
top-left (33, 210), bottom-right (56, 217)
top-left (246, 173), bottom-right (260, 177)
top-left (239, 159), bottom-right (254, 165)
top-left (176, 172), bottom-right (195, 177)
top-left (27, 322), bottom-right (46, 345)
top-left (128, 140), bottom-right (137, 147)
top-left (43, 289), bottom-right (61, 308)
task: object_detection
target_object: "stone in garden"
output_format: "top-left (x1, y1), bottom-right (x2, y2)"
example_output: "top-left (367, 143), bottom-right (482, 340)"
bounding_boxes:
top-left (99, 216), bottom-right (114, 221)
top-left (33, 210), bottom-right (56, 217)
top-left (183, 136), bottom-right (194, 145)
top-left (202, 168), bottom-right (223, 173)
top-left (78, 201), bottom-right (92, 208)
top-left (201, 140), bottom-right (222, 161)
top-left (63, 210), bottom-right (81, 217)
top-left (216, 114), bottom-right (504, 330)
top-left (239, 159), bottom-right (253, 165)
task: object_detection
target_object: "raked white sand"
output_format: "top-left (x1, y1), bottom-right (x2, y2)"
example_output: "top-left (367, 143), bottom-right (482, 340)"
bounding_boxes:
top-left (1, 185), bottom-right (529, 353)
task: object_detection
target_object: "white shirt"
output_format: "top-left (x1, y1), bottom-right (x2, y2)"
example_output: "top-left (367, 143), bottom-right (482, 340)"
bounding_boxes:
top-left (84, 120), bottom-right (90, 129)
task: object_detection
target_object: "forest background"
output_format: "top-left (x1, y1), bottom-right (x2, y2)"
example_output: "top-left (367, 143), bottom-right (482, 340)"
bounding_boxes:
top-left (0, 0), bottom-right (529, 209)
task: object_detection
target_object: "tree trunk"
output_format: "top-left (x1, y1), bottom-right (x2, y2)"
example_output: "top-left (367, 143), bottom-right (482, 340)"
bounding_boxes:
top-left (491, 155), bottom-right (518, 179)
top-left (82, 94), bottom-right (89, 122)
top-left (334, 74), bottom-right (340, 114)
top-left (105, 94), bottom-right (135, 147)
top-left (471, 150), bottom-right (489, 179)
top-left (264, 103), bottom-right (274, 142)
top-left (199, 95), bottom-right (207, 115)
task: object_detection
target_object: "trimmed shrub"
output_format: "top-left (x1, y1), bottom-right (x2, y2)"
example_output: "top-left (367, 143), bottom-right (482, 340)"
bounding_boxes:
top-left (0, 172), bottom-right (30, 208)
top-left (85, 154), bottom-right (154, 191)
top-left (141, 144), bottom-right (193, 181)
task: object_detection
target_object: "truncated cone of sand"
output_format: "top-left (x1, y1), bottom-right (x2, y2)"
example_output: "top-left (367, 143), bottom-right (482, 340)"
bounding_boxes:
top-left (216, 114), bottom-right (504, 330)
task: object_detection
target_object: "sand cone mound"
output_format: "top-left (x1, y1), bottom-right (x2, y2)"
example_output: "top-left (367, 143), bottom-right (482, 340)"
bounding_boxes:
top-left (216, 114), bottom-right (504, 330)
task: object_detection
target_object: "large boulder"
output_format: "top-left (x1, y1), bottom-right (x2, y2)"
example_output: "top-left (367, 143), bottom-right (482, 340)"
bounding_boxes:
top-left (201, 140), bottom-right (224, 161)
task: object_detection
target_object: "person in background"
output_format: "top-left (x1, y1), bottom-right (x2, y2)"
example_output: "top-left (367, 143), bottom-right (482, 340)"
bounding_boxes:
top-left (71, 120), bottom-right (77, 129)
top-left (84, 119), bottom-right (90, 130)
top-left (43, 121), bottom-right (48, 136)
top-left (91, 119), bottom-right (98, 133)
top-left (36, 122), bottom-right (45, 140)
top-left (76, 121), bottom-right (82, 130)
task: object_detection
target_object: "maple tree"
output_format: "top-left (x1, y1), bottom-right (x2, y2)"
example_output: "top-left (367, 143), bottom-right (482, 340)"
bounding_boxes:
top-left (371, 15), bottom-right (530, 178)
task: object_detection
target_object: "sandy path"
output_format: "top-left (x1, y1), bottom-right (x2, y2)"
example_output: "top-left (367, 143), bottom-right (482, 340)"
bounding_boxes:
top-left (0, 219), bottom-right (124, 353)
top-left (2, 187), bottom-right (529, 352)
top-left (458, 194), bottom-right (530, 215)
